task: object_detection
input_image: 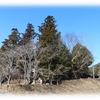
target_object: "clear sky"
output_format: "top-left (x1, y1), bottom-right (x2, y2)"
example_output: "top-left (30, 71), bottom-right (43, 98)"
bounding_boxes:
top-left (0, 6), bottom-right (100, 67)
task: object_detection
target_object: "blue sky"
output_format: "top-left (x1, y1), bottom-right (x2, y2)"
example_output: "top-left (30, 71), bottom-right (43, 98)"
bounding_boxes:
top-left (0, 6), bottom-right (100, 66)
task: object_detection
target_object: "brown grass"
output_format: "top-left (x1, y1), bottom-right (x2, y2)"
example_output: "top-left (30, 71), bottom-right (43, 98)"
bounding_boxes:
top-left (1, 78), bottom-right (100, 95)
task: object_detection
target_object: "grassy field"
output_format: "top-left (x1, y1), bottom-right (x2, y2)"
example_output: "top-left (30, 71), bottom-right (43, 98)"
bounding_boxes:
top-left (1, 78), bottom-right (100, 95)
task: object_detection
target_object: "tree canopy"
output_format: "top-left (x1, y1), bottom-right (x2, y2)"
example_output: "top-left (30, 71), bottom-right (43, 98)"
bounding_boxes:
top-left (0, 15), bottom-right (94, 86)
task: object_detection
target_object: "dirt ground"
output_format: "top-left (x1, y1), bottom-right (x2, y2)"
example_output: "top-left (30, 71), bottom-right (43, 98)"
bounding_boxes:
top-left (0, 78), bottom-right (100, 95)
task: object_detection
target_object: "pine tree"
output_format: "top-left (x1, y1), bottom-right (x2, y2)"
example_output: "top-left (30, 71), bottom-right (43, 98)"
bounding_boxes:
top-left (1, 39), bottom-right (10, 51)
top-left (8, 28), bottom-right (21, 49)
top-left (1, 28), bottom-right (20, 51)
top-left (38, 16), bottom-right (59, 46)
top-left (49, 42), bottom-right (71, 84)
top-left (19, 23), bottom-right (38, 45)
top-left (37, 15), bottom-right (69, 84)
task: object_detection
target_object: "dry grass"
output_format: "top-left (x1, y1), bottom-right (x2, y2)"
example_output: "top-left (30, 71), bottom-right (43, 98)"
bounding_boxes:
top-left (1, 78), bottom-right (100, 95)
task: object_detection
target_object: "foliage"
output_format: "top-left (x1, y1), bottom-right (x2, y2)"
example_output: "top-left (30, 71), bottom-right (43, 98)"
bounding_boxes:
top-left (1, 28), bottom-right (21, 51)
top-left (0, 15), bottom-right (94, 86)
top-left (71, 43), bottom-right (93, 78)
top-left (19, 23), bottom-right (38, 45)
top-left (38, 15), bottom-right (69, 84)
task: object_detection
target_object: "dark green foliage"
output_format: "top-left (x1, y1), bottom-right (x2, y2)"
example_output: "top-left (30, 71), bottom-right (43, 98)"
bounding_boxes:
top-left (38, 15), bottom-right (61, 69)
top-left (71, 43), bottom-right (93, 78)
top-left (37, 16), bottom-right (62, 83)
top-left (19, 23), bottom-right (38, 45)
top-left (1, 28), bottom-right (20, 51)
top-left (38, 15), bottom-right (60, 47)
top-left (37, 15), bottom-right (72, 83)
top-left (52, 44), bottom-right (71, 73)
top-left (9, 28), bottom-right (21, 49)
top-left (0, 15), bottom-right (94, 86)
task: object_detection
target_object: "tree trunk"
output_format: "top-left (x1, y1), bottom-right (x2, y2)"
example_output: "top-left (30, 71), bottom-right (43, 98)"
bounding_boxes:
top-left (17, 78), bottom-right (21, 85)
top-left (7, 76), bottom-right (11, 89)
top-left (7, 77), bottom-right (10, 85)
top-left (78, 73), bottom-right (81, 79)
top-left (32, 70), bottom-right (36, 85)
top-left (73, 72), bottom-right (77, 79)
top-left (50, 78), bottom-right (52, 85)
top-left (26, 62), bottom-right (31, 84)
top-left (24, 72), bottom-right (26, 85)
top-left (57, 80), bottom-right (58, 85)
top-left (24, 64), bottom-right (27, 85)
top-left (33, 78), bottom-right (36, 84)
top-left (0, 82), bottom-right (2, 86)
top-left (56, 75), bottom-right (59, 85)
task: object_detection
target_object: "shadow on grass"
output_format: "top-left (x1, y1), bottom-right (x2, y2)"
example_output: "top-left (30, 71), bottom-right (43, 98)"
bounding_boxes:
top-left (19, 85), bottom-right (35, 91)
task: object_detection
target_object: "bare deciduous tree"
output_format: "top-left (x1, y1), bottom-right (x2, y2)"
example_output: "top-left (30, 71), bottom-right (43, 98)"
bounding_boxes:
top-left (16, 42), bottom-right (35, 84)
top-left (0, 49), bottom-right (17, 86)
top-left (0, 70), bottom-right (5, 86)
top-left (65, 33), bottom-right (93, 79)
top-left (71, 43), bottom-right (93, 78)
top-left (65, 33), bottom-right (82, 52)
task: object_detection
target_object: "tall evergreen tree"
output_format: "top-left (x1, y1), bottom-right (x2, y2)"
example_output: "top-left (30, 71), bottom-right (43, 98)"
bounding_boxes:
top-left (1, 28), bottom-right (20, 51)
top-left (8, 28), bottom-right (21, 49)
top-left (38, 16), bottom-right (59, 46)
top-left (38, 16), bottom-right (61, 58)
top-left (19, 23), bottom-right (38, 45)
top-left (37, 15), bottom-right (71, 84)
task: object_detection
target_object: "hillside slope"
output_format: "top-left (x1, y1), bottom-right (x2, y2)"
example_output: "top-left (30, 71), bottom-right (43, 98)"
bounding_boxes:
top-left (1, 78), bottom-right (100, 94)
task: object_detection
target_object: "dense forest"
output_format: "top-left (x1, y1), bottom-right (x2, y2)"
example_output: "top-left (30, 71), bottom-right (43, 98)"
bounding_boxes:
top-left (0, 15), bottom-right (94, 86)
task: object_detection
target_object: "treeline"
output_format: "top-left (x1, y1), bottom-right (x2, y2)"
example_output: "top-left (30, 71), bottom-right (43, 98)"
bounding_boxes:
top-left (89, 63), bottom-right (100, 78)
top-left (0, 15), bottom-right (93, 86)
